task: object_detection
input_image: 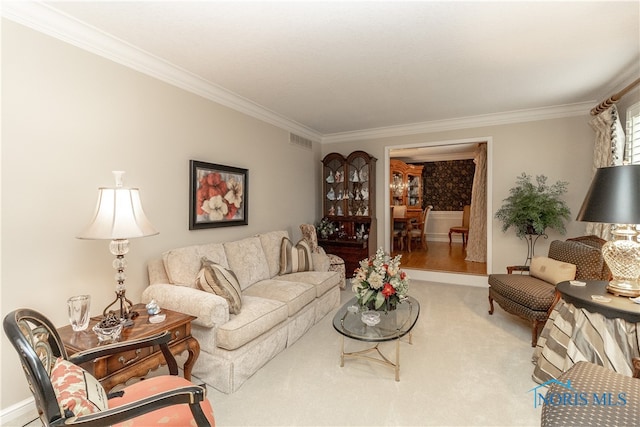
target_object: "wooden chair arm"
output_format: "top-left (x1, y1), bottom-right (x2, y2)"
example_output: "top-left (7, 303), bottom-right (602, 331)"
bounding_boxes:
top-left (65, 384), bottom-right (210, 427)
top-left (633, 357), bottom-right (640, 379)
top-left (507, 265), bottom-right (530, 274)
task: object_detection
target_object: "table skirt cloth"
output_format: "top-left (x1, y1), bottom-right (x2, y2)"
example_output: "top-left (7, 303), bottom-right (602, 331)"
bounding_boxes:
top-left (532, 299), bottom-right (640, 384)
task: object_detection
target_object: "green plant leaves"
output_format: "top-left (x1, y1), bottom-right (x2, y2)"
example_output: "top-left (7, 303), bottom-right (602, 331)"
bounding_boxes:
top-left (495, 173), bottom-right (571, 238)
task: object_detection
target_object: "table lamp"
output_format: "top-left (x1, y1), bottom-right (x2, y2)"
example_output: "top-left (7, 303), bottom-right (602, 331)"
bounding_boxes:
top-left (77, 171), bottom-right (158, 321)
top-left (576, 164), bottom-right (640, 297)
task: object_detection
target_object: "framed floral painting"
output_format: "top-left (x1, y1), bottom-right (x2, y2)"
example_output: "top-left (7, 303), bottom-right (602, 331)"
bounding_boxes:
top-left (189, 160), bottom-right (248, 229)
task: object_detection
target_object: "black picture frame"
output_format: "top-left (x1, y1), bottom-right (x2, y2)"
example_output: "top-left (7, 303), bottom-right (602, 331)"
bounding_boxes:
top-left (189, 160), bottom-right (248, 229)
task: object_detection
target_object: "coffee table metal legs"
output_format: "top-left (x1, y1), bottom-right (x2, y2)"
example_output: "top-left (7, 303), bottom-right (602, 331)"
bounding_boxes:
top-left (340, 332), bottom-right (412, 381)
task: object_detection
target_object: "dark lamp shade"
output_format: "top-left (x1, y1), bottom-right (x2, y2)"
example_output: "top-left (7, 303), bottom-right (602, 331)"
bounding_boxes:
top-left (576, 165), bottom-right (640, 224)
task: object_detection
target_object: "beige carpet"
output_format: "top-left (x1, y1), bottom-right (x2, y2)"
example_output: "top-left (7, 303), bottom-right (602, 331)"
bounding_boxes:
top-left (206, 280), bottom-right (542, 426)
top-left (13, 280), bottom-right (541, 426)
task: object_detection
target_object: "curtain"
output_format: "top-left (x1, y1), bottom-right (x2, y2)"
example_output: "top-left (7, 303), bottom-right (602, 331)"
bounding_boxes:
top-left (586, 105), bottom-right (625, 238)
top-left (465, 143), bottom-right (487, 263)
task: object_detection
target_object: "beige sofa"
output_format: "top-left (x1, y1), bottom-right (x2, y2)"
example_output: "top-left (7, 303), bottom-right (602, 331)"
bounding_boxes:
top-left (142, 230), bottom-right (341, 393)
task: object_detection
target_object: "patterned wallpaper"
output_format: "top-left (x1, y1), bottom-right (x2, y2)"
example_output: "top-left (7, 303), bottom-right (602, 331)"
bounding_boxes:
top-left (418, 159), bottom-right (475, 211)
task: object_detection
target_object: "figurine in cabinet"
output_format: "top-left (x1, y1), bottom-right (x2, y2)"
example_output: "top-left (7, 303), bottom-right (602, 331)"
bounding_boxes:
top-left (327, 187), bottom-right (335, 201)
top-left (326, 171), bottom-right (334, 183)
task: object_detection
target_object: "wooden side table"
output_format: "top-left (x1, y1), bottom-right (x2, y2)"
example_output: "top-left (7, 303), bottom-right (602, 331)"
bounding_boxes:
top-left (58, 304), bottom-right (200, 392)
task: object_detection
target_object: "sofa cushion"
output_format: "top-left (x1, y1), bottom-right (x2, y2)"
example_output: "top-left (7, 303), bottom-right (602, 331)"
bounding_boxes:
top-left (488, 274), bottom-right (557, 311)
top-left (243, 279), bottom-right (316, 317)
top-left (530, 256), bottom-right (576, 285)
top-left (224, 237), bottom-right (270, 290)
top-left (257, 230), bottom-right (289, 278)
top-left (162, 243), bottom-right (228, 287)
top-left (280, 237), bottom-right (313, 274)
top-left (278, 270), bottom-right (340, 298)
top-left (216, 296), bottom-right (288, 350)
top-left (196, 258), bottom-right (243, 314)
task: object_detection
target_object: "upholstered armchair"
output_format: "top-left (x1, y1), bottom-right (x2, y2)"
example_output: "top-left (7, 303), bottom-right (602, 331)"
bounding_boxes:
top-left (3, 308), bottom-right (215, 427)
top-left (300, 224), bottom-right (346, 289)
top-left (541, 358), bottom-right (640, 426)
top-left (488, 236), bottom-right (609, 347)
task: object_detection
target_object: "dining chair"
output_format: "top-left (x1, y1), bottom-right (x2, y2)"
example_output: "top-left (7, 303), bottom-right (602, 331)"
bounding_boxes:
top-left (391, 205), bottom-right (408, 251)
top-left (449, 204), bottom-right (470, 245)
top-left (408, 205), bottom-right (433, 251)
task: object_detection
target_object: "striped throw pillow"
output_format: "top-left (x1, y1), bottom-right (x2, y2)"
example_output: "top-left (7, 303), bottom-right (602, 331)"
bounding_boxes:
top-left (196, 258), bottom-right (243, 314)
top-left (280, 237), bottom-right (314, 274)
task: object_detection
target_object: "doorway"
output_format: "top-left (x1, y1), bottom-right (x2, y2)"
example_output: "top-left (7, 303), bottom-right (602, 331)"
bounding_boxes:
top-left (385, 138), bottom-right (492, 279)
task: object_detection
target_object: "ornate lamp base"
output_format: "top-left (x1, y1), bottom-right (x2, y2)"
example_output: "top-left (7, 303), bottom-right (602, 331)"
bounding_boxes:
top-left (602, 225), bottom-right (640, 298)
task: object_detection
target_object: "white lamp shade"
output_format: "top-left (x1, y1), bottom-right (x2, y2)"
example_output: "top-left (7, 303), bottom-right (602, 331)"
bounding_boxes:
top-left (77, 187), bottom-right (158, 240)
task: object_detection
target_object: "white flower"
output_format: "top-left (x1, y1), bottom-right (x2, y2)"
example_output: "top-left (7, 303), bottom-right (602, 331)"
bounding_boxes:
top-left (368, 272), bottom-right (384, 290)
top-left (224, 178), bottom-right (243, 208)
top-left (201, 195), bottom-right (228, 220)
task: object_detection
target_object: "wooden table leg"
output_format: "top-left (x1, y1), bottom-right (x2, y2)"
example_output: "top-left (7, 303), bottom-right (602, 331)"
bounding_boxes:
top-left (182, 337), bottom-right (200, 381)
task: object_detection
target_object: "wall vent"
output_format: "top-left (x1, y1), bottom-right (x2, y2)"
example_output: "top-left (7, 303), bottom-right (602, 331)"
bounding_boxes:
top-left (289, 133), bottom-right (313, 150)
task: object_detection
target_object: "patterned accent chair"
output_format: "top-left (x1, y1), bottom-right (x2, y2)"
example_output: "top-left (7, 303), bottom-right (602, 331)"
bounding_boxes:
top-left (300, 224), bottom-right (346, 289)
top-left (541, 358), bottom-right (640, 427)
top-left (488, 236), bottom-right (610, 347)
top-left (3, 308), bottom-right (215, 427)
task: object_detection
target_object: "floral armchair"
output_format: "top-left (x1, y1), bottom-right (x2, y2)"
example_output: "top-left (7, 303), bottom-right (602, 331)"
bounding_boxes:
top-left (300, 224), bottom-right (346, 289)
top-left (3, 308), bottom-right (215, 426)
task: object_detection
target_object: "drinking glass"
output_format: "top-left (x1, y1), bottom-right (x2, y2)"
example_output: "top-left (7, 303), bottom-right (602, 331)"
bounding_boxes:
top-left (67, 295), bottom-right (91, 331)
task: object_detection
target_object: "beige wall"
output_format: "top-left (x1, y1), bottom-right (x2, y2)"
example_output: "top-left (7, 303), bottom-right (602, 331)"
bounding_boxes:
top-left (1, 20), bottom-right (322, 409)
top-left (322, 115), bottom-right (595, 274)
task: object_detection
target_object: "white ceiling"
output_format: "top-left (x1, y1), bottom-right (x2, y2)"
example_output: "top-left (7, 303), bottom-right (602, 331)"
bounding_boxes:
top-left (4, 1), bottom-right (640, 142)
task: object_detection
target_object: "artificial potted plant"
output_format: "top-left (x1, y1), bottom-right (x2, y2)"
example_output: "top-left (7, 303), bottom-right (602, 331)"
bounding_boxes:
top-left (495, 173), bottom-right (571, 238)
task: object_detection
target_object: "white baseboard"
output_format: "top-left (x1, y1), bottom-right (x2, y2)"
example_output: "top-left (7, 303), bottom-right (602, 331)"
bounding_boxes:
top-left (405, 268), bottom-right (488, 287)
top-left (1, 397), bottom-right (36, 426)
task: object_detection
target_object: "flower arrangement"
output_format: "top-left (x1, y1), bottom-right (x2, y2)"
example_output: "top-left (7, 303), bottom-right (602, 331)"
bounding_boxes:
top-left (196, 171), bottom-right (244, 221)
top-left (352, 248), bottom-right (409, 311)
top-left (316, 217), bottom-right (337, 239)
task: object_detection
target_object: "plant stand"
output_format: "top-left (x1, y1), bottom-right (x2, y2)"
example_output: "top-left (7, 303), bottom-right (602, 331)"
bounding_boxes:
top-left (523, 233), bottom-right (547, 266)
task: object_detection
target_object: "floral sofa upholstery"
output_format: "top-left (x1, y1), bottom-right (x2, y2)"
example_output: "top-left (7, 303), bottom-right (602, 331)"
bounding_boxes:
top-left (142, 230), bottom-right (341, 393)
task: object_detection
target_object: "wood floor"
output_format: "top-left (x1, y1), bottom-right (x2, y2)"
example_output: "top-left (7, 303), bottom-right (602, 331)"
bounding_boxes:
top-left (391, 240), bottom-right (487, 276)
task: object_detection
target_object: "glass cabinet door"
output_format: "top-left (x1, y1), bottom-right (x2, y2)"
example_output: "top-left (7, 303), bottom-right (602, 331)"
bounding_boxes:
top-left (346, 151), bottom-right (375, 217)
top-left (323, 153), bottom-right (346, 217)
top-left (407, 173), bottom-right (421, 207)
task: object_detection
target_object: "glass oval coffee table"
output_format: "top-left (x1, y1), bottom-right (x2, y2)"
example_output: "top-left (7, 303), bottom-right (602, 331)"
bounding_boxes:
top-left (332, 296), bottom-right (420, 381)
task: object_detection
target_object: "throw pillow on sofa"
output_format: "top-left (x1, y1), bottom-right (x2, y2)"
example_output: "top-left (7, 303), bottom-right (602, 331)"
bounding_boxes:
top-left (196, 257), bottom-right (243, 314)
top-left (280, 237), bottom-right (313, 274)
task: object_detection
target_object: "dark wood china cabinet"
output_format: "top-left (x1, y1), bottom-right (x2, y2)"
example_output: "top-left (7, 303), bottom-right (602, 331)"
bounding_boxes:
top-left (320, 151), bottom-right (377, 274)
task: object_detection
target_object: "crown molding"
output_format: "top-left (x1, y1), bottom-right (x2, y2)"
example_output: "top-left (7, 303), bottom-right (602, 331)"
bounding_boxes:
top-left (2, 2), bottom-right (596, 146)
top-left (1, 1), bottom-right (322, 143)
top-left (321, 101), bottom-right (594, 144)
